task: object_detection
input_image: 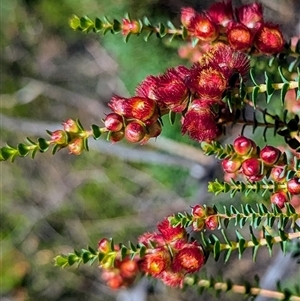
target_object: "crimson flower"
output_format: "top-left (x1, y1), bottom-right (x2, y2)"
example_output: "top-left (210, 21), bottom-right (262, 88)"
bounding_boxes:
top-left (227, 22), bottom-right (254, 51)
top-left (254, 22), bottom-right (285, 54)
top-left (181, 100), bottom-right (222, 143)
top-left (207, 0), bottom-right (234, 27)
top-left (236, 2), bottom-right (263, 29)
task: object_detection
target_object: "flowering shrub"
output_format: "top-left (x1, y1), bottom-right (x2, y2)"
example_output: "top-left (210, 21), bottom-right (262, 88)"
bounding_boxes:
top-left (1, 0), bottom-right (300, 300)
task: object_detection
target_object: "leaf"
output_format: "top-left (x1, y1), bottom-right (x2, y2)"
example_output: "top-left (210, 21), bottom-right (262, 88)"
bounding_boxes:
top-left (68, 254), bottom-right (79, 266)
top-left (169, 111), bottom-right (176, 125)
top-left (54, 255), bottom-right (69, 267)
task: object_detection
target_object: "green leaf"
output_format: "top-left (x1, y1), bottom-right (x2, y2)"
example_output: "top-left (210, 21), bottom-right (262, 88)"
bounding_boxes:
top-left (54, 255), bottom-right (69, 267)
top-left (112, 19), bottom-right (121, 33)
top-left (181, 26), bottom-right (188, 40)
top-left (264, 71), bottom-right (275, 103)
top-left (94, 18), bottom-right (103, 31)
top-left (91, 124), bottom-right (102, 139)
top-left (280, 83), bottom-right (290, 106)
top-left (17, 143), bottom-right (30, 157)
top-left (169, 111), bottom-right (176, 125)
top-left (251, 86), bottom-right (260, 108)
top-left (38, 138), bottom-right (49, 152)
top-left (158, 23), bottom-right (167, 37)
top-left (82, 251), bottom-right (94, 264)
top-left (120, 245), bottom-right (128, 260)
top-left (67, 254), bottom-right (79, 266)
top-left (139, 245), bottom-right (146, 258)
top-left (69, 15), bottom-right (80, 30)
top-left (0, 146), bottom-right (16, 161)
top-left (249, 69), bottom-right (259, 86)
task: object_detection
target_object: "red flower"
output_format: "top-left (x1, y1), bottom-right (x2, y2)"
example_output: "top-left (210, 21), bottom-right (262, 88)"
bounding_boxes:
top-left (160, 270), bottom-right (185, 288)
top-left (138, 232), bottom-right (165, 248)
top-left (227, 22), bottom-right (253, 51)
top-left (187, 64), bottom-right (227, 101)
top-left (254, 23), bottom-right (285, 54)
top-left (187, 13), bottom-right (219, 42)
top-left (153, 68), bottom-right (189, 112)
top-left (236, 2), bottom-right (263, 29)
top-left (207, 0), bottom-right (234, 27)
top-left (135, 75), bottom-right (158, 100)
top-left (172, 242), bottom-right (205, 273)
top-left (181, 100), bottom-right (222, 143)
top-left (203, 44), bottom-right (250, 79)
top-left (140, 248), bottom-right (170, 277)
top-left (109, 95), bottom-right (158, 124)
top-left (157, 218), bottom-right (186, 243)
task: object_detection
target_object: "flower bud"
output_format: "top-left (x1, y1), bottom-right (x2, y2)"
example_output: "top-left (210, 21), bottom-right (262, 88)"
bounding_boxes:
top-left (109, 96), bottom-right (158, 124)
top-left (287, 177), bottom-right (300, 195)
top-left (270, 191), bottom-right (288, 208)
top-left (205, 215), bottom-right (219, 230)
top-left (192, 218), bottom-right (205, 232)
top-left (222, 158), bottom-right (241, 173)
top-left (98, 238), bottom-right (111, 253)
top-left (181, 7), bottom-right (197, 28)
top-left (104, 113), bottom-right (124, 132)
top-left (50, 130), bottom-right (68, 145)
top-left (227, 22), bottom-right (253, 51)
top-left (254, 23), bottom-right (284, 54)
top-left (233, 136), bottom-right (257, 156)
top-left (241, 158), bottom-right (261, 177)
top-left (108, 130), bottom-right (125, 143)
top-left (260, 145), bottom-right (281, 165)
top-left (121, 19), bottom-right (141, 36)
top-left (270, 166), bottom-right (286, 182)
top-left (125, 121), bottom-right (146, 143)
top-left (119, 259), bottom-right (139, 279)
top-left (105, 274), bottom-right (124, 290)
top-left (191, 204), bottom-right (206, 218)
top-left (68, 138), bottom-right (84, 155)
top-left (236, 3), bottom-right (263, 28)
top-left (207, 1), bottom-right (234, 27)
top-left (188, 13), bottom-right (218, 42)
top-left (63, 119), bottom-right (80, 133)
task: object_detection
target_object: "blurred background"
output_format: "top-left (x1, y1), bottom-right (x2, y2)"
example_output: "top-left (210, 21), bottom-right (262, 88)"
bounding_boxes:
top-left (1, 0), bottom-right (300, 300)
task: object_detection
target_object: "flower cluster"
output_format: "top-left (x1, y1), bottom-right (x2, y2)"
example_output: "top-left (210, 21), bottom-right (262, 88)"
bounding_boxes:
top-left (138, 217), bottom-right (206, 287)
top-left (97, 218), bottom-right (206, 289)
top-left (104, 44), bottom-right (250, 144)
top-left (181, 1), bottom-right (285, 55)
top-left (221, 136), bottom-right (300, 208)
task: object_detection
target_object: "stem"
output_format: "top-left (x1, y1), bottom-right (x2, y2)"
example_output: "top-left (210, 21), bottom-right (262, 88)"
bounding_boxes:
top-left (247, 81), bottom-right (298, 94)
top-left (188, 278), bottom-right (300, 301)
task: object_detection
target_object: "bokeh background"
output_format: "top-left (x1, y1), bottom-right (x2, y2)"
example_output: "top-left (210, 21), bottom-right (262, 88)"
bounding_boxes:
top-left (1, 1), bottom-right (300, 300)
